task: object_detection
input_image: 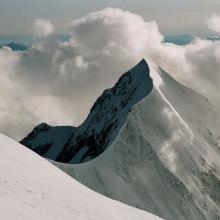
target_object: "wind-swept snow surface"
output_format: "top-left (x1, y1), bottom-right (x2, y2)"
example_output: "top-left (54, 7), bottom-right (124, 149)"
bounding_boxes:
top-left (0, 133), bottom-right (163, 220)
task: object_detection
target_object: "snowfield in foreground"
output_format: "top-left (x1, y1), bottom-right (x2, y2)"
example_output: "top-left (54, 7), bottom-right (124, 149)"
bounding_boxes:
top-left (0, 134), bottom-right (162, 220)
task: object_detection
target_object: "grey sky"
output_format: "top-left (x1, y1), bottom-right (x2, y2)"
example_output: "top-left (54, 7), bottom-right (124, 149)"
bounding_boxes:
top-left (0, 0), bottom-right (220, 35)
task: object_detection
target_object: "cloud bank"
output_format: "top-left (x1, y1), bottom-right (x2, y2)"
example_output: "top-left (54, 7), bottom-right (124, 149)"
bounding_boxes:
top-left (33, 19), bottom-right (55, 38)
top-left (1, 8), bottom-right (220, 140)
top-left (207, 14), bottom-right (220, 34)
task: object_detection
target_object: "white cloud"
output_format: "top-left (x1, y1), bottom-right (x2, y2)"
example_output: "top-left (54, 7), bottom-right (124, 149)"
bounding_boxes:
top-left (75, 56), bottom-right (89, 71)
top-left (207, 14), bottom-right (220, 33)
top-left (33, 19), bottom-right (55, 38)
top-left (69, 7), bottom-right (163, 56)
top-left (1, 8), bottom-right (220, 140)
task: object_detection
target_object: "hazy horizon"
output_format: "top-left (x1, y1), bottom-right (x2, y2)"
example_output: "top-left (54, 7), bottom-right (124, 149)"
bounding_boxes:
top-left (1, 0), bottom-right (220, 35)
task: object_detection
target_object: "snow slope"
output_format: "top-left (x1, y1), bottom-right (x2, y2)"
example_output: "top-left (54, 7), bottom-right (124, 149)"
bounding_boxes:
top-left (53, 64), bottom-right (220, 220)
top-left (0, 133), bottom-right (163, 220)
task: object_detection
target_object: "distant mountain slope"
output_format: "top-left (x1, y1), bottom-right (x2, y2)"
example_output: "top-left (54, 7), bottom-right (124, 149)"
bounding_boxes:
top-left (0, 35), bottom-right (33, 45)
top-left (21, 59), bottom-right (220, 220)
top-left (21, 59), bottom-right (153, 163)
top-left (0, 133), bottom-right (163, 220)
top-left (164, 34), bottom-right (220, 45)
top-left (164, 34), bottom-right (195, 45)
top-left (53, 65), bottom-right (220, 220)
top-left (1, 43), bottom-right (28, 51)
top-left (0, 34), bottom-right (70, 45)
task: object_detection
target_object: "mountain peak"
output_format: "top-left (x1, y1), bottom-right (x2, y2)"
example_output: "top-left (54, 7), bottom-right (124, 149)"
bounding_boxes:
top-left (130, 59), bottom-right (149, 72)
top-left (21, 59), bottom-right (153, 163)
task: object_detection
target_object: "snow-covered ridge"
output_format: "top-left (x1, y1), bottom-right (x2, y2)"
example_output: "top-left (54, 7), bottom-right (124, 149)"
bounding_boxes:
top-left (20, 59), bottom-right (153, 163)
top-left (0, 133), bottom-right (163, 220)
top-left (19, 59), bottom-right (220, 220)
top-left (53, 66), bottom-right (220, 220)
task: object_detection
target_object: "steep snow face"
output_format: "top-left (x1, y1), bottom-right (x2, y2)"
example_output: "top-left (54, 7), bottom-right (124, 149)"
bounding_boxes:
top-left (54, 67), bottom-right (220, 220)
top-left (21, 59), bottom-right (153, 163)
top-left (0, 133), bottom-right (163, 220)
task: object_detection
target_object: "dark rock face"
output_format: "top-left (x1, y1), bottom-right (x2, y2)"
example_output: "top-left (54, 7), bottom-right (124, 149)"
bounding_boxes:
top-left (20, 59), bottom-right (153, 164)
top-left (20, 123), bottom-right (50, 149)
top-left (33, 143), bottom-right (52, 155)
